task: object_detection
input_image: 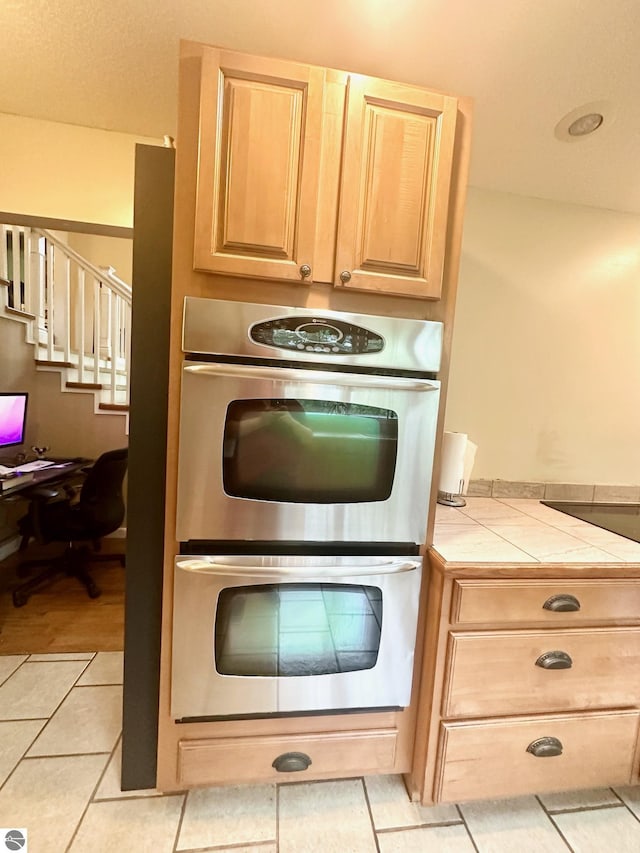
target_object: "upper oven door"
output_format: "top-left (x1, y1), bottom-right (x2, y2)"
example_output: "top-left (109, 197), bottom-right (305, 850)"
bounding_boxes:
top-left (176, 362), bottom-right (440, 544)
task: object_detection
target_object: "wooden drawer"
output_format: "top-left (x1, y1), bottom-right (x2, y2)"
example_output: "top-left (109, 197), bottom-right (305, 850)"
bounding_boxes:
top-left (444, 627), bottom-right (640, 718)
top-left (451, 579), bottom-right (640, 626)
top-left (435, 709), bottom-right (640, 802)
top-left (178, 727), bottom-right (399, 787)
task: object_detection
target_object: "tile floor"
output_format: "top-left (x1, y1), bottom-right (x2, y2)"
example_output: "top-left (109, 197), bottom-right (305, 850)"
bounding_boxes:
top-left (1, 653), bottom-right (640, 851)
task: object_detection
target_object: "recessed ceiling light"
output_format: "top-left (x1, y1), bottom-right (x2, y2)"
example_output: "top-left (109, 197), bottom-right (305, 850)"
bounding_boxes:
top-left (567, 112), bottom-right (604, 137)
top-left (554, 100), bottom-right (613, 142)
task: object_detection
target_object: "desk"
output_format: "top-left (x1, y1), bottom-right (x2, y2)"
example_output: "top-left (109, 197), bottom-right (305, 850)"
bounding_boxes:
top-left (0, 459), bottom-right (91, 500)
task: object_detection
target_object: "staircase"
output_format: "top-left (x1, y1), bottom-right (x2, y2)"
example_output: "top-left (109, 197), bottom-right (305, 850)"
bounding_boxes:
top-left (0, 223), bottom-right (131, 423)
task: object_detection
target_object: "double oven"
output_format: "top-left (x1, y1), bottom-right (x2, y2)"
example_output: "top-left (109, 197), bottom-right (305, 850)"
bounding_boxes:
top-left (171, 297), bottom-right (443, 720)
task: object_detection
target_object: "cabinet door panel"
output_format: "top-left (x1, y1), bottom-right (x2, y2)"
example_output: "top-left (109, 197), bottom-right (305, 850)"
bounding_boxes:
top-left (336, 78), bottom-right (457, 299)
top-left (195, 49), bottom-right (324, 282)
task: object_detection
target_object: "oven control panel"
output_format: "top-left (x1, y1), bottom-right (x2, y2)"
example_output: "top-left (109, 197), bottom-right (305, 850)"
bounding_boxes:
top-left (250, 317), bottom-right (384, 355)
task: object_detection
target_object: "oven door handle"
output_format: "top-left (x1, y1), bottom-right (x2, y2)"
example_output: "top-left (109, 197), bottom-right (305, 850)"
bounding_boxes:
top-left (184, 363), bottom-right (439, 392)
top-left (176, 559), bottom-right (421, 577)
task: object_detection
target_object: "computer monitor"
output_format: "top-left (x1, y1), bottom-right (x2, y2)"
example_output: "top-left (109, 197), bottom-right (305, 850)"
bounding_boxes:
top-left (0, 392), bottom-right (28, 450)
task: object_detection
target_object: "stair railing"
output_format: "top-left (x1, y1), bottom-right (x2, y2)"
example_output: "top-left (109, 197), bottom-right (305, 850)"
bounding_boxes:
top-left (0, 224), bottom-right (132, 406)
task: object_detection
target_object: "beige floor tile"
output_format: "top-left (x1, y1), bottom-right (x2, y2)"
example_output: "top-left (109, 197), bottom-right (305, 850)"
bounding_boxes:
top-left (560, 525), bottom-right (640, 560)
top-left (76, 651), bottom-right (124, 685)
top-left (435, 505), bottom-right (479, 524)
top-left (539, 787), bottom-right (620, 811)
top-left (499, 499), bottom-right (588, 527)
top-left (27, 685), bottom-right (122, 756)
top-left (483, 522), bottom-right (620, 562)
top-left (0, 660), bottom-right (88, 720)
top-left (433, 524), bottom-right (537, 562)
top-left (377, 823), bottom-right (476, 852)
top-left (69, 795), bottom-right (184, 852)
top-left (612, 784), bottom-right (640, 816)
top-left (459, 795), bottom-right (568, 852)
top-left (364, 774), bottom-right (460, 829)
top-left (552, 805), bottom-right (640, 852)
top-left (177, 784), bottom-right (276, 850)
top-left (28, 653), bottom-right (95, 662)
top-left (94, 741), bottom-right (161, 799)
top-left (0, 655), bottom-right (27, 685)
top-left (0, 719), bottom-right (45, 786)
top-left (195, 847), bottom-right (276, 853)
top-left (279, 779), bottom-right (376, 853)
top-left (0, 753), bottom-right (107, 853)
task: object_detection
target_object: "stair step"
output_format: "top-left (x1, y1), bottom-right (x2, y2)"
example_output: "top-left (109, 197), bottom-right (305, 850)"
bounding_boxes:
top-left (5, 305), bottom-right (36, 320)
top-left (98, 403), bottom-right (129, 412)
top-left (66, 381), bottom-right (103, 390)
top-left (35, 359), bottom-right (74, 368)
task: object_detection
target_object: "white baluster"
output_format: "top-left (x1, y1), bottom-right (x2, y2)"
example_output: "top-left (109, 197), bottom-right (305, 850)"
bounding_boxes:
top-left (46, 240), bottom-right (55, 360)
top-left (0, 226), bottom-right (8, 283)
top-left (77, 267), bottom-right (86, 383)
top-left (29, 233), bottom-right (47, 341)
top-left (92, 276), bottom-right (101, 384)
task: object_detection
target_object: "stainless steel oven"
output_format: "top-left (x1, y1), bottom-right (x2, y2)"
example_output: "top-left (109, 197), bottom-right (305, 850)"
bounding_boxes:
top-left (171, 553), bottom-right (422, 719)
top-left (176, 298), bottom-right (443, 545)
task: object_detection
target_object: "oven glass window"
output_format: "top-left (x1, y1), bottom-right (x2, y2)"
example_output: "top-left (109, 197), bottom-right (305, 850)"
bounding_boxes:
top-left (215, 583), bottom-right (382, 677)
top-left (223, 399), bottom-right (398, 502)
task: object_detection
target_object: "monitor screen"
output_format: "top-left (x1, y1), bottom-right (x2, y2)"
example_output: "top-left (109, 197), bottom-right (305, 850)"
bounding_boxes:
top-left (0, 392), bottom-right (28, 449)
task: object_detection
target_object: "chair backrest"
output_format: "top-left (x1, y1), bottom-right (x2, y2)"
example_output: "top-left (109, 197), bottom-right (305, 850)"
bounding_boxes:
top-left (78, 447), bottom-right (128, 537)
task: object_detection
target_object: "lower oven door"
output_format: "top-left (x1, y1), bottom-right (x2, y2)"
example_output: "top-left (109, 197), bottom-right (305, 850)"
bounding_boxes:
top-left (171, 554), bottom-right (422, 720)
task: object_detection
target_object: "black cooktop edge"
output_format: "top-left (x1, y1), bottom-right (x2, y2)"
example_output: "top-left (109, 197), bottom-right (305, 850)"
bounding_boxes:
top-left (541, 501), bottom-right (640, 544)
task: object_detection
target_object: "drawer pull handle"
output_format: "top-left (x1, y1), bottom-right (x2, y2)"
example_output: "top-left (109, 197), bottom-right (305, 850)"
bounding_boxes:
top-left (535, 650), bottom-right (573, 669)
top-left (543, 594), bottom-right (581, 612)
top-left (526, 736), bottom-right (563, 758)
top-left (272, 751), bottom-right (312, 773)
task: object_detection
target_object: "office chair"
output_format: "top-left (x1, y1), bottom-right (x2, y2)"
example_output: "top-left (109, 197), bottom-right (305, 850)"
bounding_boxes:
top-left (12, 447), bottom-right (128, 607)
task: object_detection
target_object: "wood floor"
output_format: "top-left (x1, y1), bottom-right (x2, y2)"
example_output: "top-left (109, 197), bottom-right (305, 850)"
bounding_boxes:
top-left (0, 539), bottom-right (125, 654)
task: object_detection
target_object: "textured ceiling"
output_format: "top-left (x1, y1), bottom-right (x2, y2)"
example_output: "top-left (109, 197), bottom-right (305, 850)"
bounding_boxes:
top-left (2, 0), bottom-right (640, 213)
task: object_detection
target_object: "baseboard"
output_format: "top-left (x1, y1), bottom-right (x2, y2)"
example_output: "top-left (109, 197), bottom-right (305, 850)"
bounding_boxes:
top-left (468, 479), bottom-right (640, 503)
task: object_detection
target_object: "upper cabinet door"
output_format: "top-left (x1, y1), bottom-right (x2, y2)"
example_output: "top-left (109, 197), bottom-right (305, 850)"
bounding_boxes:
top-left (194, 49), bottom-right (324, 283)
top-left (334, 77), bottom-right (458, 299)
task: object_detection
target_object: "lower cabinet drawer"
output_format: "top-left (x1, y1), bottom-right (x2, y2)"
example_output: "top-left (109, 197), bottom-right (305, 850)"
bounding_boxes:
top-left (444, 627), bottom-right (640, 717)
top-left (178, 727), bottom-right (399, 787)
top-left (435, 709), bottom-right (640, 803)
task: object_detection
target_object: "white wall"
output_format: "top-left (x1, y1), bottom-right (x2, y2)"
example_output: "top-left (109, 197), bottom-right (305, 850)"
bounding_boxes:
top-left (446, 187), bottom-right (640, 485)
top-left (0, 112), bottom-right (159, 227)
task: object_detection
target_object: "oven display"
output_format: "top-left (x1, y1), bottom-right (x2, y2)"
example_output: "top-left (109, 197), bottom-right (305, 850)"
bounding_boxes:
top-left (250, 316), bottom-right (384, 355)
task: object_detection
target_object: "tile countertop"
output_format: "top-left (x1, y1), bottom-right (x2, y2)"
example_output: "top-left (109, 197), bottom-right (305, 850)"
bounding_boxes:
top-left (432, 497), bottom-right (640, 564)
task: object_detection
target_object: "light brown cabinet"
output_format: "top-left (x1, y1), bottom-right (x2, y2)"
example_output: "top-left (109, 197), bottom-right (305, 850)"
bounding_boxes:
top-left (410, 556), bottom-right (640, 804)
top-left (193, 46), bottom-right (458, 299)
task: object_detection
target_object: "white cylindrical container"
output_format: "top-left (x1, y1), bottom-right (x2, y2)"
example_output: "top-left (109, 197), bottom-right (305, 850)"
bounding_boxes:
top-left (438, 431), bottom-right (477, 506)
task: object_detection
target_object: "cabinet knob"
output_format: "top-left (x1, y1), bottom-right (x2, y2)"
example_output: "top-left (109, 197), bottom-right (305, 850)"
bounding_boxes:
top-left (272, 751), bottom-right (312, 773)
top-left (526, 736), bottom-right (563, 757)
top-left (543, 594), bottom-right (581, 612)
top-left (299, 264), bottom-right (312, 279)
top-left (535, 650), bottom-right (573, 670)
top-left (339, 270), bottom-right (352, 284)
